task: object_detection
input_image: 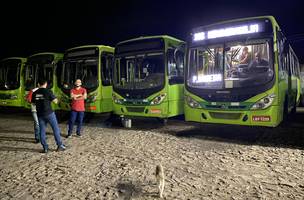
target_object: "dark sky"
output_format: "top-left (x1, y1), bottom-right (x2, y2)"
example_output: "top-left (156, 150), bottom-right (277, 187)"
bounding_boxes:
top-left (1, 0), bottom-right (303, 63)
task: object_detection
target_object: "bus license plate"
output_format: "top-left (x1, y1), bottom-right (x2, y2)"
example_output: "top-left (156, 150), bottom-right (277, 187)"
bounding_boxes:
top-left (252, 116), bottom-right (271, 122)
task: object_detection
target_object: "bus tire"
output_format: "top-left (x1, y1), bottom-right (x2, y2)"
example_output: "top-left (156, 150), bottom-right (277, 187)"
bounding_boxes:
top-left (158, 118), bottom-right (168, 126)
top-left (291, 99), bottom-right (297, 114)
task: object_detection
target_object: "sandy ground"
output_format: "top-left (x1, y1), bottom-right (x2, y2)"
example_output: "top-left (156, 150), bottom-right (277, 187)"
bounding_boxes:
top-left (0, 110), bottom-right (303, 200)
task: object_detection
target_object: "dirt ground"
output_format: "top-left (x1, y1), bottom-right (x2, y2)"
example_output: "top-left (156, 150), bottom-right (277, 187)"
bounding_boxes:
top-left (0, 109), bottom-right (303, 200)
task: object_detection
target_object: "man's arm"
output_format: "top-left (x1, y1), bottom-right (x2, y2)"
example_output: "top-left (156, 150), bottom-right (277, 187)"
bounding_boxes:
top-left (48, 90), bottom-right (58, 104)
top-left (83, 91), bottom-right (87, 100)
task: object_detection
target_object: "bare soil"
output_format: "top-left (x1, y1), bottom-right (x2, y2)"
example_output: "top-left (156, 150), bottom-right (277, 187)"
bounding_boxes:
top-left (0, 109), bottom-right (303, 200)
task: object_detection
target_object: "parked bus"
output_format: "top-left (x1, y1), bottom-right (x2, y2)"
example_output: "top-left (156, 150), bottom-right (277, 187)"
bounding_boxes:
top-left (300, 69), bottom-right (304, 106)
top-left (112, 35), bottom-right (185, 127)
top-left (58, 45), bottom-right (114, 114)
top-left (0, 57), bottom-right (27, 108)
top-left (24, 52), bottom-right (63, 110)
top-left (185, 16), bottom-right (300, 127)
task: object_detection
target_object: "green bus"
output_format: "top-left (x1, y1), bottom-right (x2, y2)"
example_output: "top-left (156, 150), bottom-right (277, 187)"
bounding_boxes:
top-left (185, 16), bottom-right (300, 127)
top-left (57, 45), bottom-right (114, 113)
top-left (300, 70), bottom-right (304, 106)
top-left (24, 52), bottom-right (63, 110)
top-left (0, 57), bottom-right (27, 108)
top-left (112, 35), bottom-right (185, 127)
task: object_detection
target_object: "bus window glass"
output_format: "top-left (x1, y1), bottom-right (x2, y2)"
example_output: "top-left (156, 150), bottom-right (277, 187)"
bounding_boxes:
top-left (0, 60), bottom-right (21, 90)
top-left (101, 54), bottom-right (113, 86)
top-left (188, 39), bottom-right (273, 89)
top-left (188, 45), bottom-right (224, 89)
top-left (168, 49), bottom-right (184, 84)
top-left (114, 53), bottom-right (165, 90)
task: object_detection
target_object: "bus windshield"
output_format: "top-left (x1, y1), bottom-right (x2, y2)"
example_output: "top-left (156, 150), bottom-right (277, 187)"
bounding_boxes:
top-left (188, 39), bottom-right (274, 89)
top-left (25, 63), bottom-right (54, 90)
top-left (114, 52), bottom-right (165, 90)
top-left (60, 58), bottom-right (98, 92)
top-left (0, 60), bottom-right (21, 90)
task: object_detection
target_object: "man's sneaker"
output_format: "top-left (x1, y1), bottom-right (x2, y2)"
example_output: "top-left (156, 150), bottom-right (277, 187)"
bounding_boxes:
top-left (66, 134), bottom-right (72, 139)
top-left (76, 134), bottom-right (82, 137)
top-left (57, 145), bottom-right (66, 152)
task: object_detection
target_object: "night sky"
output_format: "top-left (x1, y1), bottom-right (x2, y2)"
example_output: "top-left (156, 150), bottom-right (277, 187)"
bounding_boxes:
top-left (1, 0), bottom-right (303, 63)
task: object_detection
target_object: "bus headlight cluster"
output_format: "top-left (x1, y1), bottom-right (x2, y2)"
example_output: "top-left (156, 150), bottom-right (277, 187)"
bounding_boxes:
top-left (251, 94), bottom-right (275, 110)
top-left (186, 96), bottom-right (201, 108)
top-left (150, 93), bottom-right (166, 105)
top-left (10, 95), bottom-right (18, 99)
top-left (112, 94), bottom-right (124, 104)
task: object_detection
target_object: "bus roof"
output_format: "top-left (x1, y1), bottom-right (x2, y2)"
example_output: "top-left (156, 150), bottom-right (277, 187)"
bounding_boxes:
top-left (66, 45), bottom-right (114, 53)
top-left (0, 57), bottom-right (27, 62)
top-left (117, 35), bottom-right (185, 46)
top-left (28, 52), bottom-right (63, 58)
top-left (27, 52), bottom-right (64, 61)
top-left (192, 16), bottom-right (280, 32)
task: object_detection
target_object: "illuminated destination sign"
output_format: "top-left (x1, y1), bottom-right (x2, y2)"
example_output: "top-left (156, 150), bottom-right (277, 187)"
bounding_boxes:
top-left (193, 24), bottom-right (260, 41)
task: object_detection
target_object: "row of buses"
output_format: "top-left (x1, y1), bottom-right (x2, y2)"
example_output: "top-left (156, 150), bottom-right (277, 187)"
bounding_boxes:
top-left (0, 16), bottom-right (301, 127)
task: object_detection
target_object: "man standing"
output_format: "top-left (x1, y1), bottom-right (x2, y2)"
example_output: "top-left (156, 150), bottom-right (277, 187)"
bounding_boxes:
top-left (67, 79), bottom-right (87, 138)
top-left (32, 79), bottom-right (66, 153)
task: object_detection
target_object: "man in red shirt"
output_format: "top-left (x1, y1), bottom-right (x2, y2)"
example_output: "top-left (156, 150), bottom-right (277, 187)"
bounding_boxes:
top-left (67, 79), bottom-right (87, 138)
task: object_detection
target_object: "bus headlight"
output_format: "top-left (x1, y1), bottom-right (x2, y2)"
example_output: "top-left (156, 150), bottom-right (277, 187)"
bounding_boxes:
top-left (150, 93), bottom-right (166, 105)
top-left (251, 94), bottom-right (275, 110)
top-left (10, 95), bottom-right (18, 99)
top-left (186, 96), bottom-right (201, 108)
top-left (112, 94), bottom-right (124, 104)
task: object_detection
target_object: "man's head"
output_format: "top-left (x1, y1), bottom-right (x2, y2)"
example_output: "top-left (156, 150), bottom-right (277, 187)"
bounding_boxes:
top-left (243, 47), bottom-right (249, 53)
top-left (74, 79), bottom-right (82, 87)
top-left (38, 79), bottom-right (48, 88)
top-left (254, 52), bottom-right (262, 62)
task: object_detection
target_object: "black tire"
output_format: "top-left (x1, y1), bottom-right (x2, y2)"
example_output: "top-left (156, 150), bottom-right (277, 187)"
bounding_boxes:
top-left (291, 99), bottom-right (297, 114)
top-left (158, 118), bottom-right (168, 126)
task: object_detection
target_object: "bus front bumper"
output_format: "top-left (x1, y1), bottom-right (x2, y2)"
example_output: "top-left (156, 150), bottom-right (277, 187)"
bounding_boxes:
top-left (184, 104), bottom-right (281, 127)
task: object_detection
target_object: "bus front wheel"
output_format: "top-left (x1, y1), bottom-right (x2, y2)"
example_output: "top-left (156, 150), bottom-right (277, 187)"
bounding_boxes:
top-left (158, 118), bottom-right (168, 126)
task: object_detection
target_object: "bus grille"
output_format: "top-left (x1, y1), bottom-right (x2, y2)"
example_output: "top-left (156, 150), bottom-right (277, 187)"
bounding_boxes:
top-left (209, 112), bottom-right (242, 120)
top-left (126, 107), bottom-right (145, 113)
top-left (205, 105), bottom-right (247, 110)
top-left (227, 106), bottom-right (247, 109)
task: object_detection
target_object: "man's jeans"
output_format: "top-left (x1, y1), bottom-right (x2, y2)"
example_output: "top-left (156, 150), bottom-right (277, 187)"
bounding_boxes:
top-left (32, 112), bottom-right (40, 141)
top-left (38, 112), bottom-right (63, 150)
top-left (68, 111), bottom-right (84, 135)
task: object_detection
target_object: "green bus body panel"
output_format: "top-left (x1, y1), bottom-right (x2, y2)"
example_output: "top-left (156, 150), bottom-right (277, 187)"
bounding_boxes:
top-left (185, 16), bottom-right (300, 127)
top-left (113, 35), bottom-right (185, 119)
top-left (185, 87), bottom-right (282, 127)
top-left (112, 90), bottom-right (170, 118)
top-left (167, 84), bottom-right (184, 117)
top-left (113, 85), bottom-right (184, 118)
top-left (23, 52), bottom-right (63, 111)
top-left (0, 57), bottom-right (27, 108)
top-left (58, 45), bottom-right (114, 114)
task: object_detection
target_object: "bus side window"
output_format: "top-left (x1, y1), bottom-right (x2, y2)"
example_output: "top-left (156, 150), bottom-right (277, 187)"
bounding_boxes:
top-left (168, 48), bottom-right (184, 84)
top-left (101, 53), bottom-right (113, 86)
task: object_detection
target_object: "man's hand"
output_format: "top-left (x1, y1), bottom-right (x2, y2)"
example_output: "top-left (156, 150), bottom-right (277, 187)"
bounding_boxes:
top-left (52, 98), bottom-right (58, 104)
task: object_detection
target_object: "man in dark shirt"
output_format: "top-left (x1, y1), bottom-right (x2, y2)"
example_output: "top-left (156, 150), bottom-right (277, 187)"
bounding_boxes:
top-left (32, 79), bottom-right (66, 153)
top-left (249, 52), bottom-right (269, 68)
